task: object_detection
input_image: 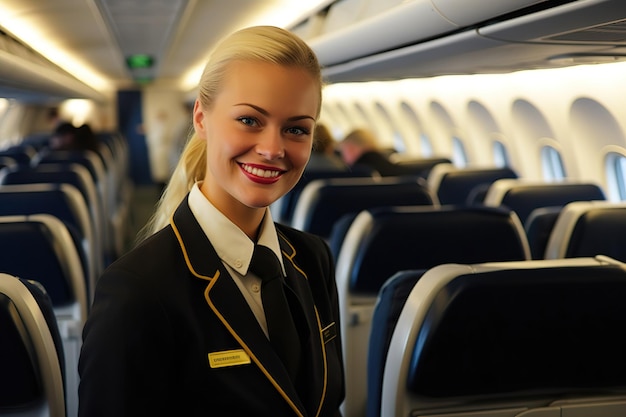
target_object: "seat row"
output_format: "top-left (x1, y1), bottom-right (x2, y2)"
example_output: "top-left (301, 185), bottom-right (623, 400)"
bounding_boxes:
top-left (278, 165), bottom-right (626, 417)
top-left (0, 132), bottom-right (131, 417)
top-left (333, 201), bottom-right (626, 417)
top-left (276, 163), bottom-right (612, 262)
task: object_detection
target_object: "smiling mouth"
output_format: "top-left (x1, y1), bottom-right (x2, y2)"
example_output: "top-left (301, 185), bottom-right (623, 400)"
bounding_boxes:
top-left (240, 163), bottom-right (283, 179)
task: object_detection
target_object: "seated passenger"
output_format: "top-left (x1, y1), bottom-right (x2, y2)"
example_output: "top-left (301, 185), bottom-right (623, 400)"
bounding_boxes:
top-left (49, 122), bottom-right (99, 152)
top-left (76, 123), bottom-right (101, 153)
top-left (306, 123), bottom-right (347, 172)
top-left (49, 122), bottom-right (79, 151)
top-left (339, 128), bottom-right (407, 176)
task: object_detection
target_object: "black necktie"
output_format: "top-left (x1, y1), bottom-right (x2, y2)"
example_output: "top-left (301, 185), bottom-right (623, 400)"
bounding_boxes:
top-left (250, 245), bottom-right (301, 381)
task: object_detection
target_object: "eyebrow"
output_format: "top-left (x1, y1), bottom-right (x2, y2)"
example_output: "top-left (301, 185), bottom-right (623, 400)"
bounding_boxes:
top-left (234, 103), bottom-right (315, 122)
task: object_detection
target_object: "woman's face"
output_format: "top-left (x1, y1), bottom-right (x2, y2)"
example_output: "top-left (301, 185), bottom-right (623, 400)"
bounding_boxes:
top-left (193, 60), bottom-right (318, 218)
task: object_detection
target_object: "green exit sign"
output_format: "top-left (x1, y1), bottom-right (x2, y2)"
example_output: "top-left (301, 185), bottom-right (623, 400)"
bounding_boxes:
top-left (126, 54), bottom-right (154, 69)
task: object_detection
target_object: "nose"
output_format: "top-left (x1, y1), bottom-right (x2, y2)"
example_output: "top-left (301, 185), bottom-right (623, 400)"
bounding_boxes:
top-left (256, 127), bottom-right (284, 160)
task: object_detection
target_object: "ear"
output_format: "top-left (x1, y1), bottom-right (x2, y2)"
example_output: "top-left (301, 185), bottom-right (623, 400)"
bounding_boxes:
top-left (192, 99), bottom-right (206, 136)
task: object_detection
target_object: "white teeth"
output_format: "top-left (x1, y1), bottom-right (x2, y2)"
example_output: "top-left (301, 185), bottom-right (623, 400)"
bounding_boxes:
top-left (243, 164), bottom-right (280, 178)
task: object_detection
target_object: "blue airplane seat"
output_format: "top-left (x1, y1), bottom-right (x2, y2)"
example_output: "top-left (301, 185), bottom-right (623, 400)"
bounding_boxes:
top-left (291, 176), bottom-right (436, 240)
top-left (0, 273), bottom-right (66, 417)
top-left (381, 257), bottom-right (626, 417)
top-left (328, 212), bottom-right (359, 261)
top-left (0, 163), bottom-right (105, 274)
top-left (274, 166), bottom-right (373, 225)
top-left (0, 156), bottom-right (17, 170)
top-left (483, 179), bottom-right (606, 225)
top-left (335, 204), bottom-right (530, 417)
top-left (393, 156), bottom-right (452, 179)
top-left (0, 183), bottom-right (97, 300)
top-left (545, 201), bottom-right (626, 262)
top-left (0, 215), bottom-right (86, 417)
top-left (524, 206), bottom-right (563, 259)
top-left (366, 269), bottom-right (426, 417)
top-left (0, 145), bottom-right (36, 166)
top-left (427, 164), bottom-right (518, 206)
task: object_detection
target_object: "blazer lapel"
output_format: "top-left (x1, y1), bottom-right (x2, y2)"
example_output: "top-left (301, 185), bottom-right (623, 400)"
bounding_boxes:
top-left (170, 197), bottom-right (307, 416)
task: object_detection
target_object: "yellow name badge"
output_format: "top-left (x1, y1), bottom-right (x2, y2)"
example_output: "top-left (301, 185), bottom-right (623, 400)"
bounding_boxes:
top-left (208, 349), bottom-right (251, 369)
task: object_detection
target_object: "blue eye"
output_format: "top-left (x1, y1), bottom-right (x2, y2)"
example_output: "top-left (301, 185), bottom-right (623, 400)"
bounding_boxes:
top-left (238, 117), bottom-right (258, 127)
top-left (286, 126), bottom-right (309, 136)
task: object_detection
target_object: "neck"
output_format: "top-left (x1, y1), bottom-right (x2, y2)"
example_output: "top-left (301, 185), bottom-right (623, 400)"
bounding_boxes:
top-left (199, 181), bottom-right (266, 240)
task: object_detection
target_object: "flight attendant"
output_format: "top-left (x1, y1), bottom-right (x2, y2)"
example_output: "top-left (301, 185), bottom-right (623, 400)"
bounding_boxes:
top-left (78, 25), bottom-right (345, 417)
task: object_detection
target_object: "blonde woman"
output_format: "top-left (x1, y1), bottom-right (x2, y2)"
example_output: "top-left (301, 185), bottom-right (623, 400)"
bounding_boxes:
top-left (79, 26), bottom-right (344, 417)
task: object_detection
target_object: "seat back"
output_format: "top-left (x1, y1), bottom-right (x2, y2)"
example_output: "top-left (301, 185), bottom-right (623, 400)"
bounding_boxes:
top-left (393, 156), bottom-right (452, 178)
top-left (0, 182), bottom-right (96, 297)
top-left (34, 148), bottom-right (114, 263)
top-left (291, 176), bottom-right (436, 240)
top-left (0, 273), bottom-right (66, 417)
top-left (0, 146), bottom-right (36, 166)
top-left (525, 206), bottom-right (563, 259)
top-left (273, 167), bottom-right (373, 225)
top-left (545, 201), bottom-right (626, 262)
top-left (335, 205), bottom-right (530, 417)
top-left (0, 214), bottom-right (86, 417)
top-left (366, 269), bottom-right (426, 417)
top-left (483, 179), bottom-right (606, 225)
top-left (0, 163), bottom-right (105, 274)
top-left (0, 156), bottom-right (17, 170)
top-left (427, 164), bottom-right (518, 205)
top-left (382, 257), bottom-right (626, 417)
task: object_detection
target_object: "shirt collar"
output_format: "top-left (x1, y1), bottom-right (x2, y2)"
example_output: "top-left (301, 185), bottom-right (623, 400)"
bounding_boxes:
top-left (187, 183), bottom-right (285, 276)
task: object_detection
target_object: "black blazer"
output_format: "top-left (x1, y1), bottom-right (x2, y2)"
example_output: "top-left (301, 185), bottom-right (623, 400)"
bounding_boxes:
top-left (78, 197), bottom-right (345, 417)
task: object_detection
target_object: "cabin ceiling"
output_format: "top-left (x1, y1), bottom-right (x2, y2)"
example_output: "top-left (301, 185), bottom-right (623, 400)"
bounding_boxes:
top-left (0, 0), bottom-right (294, 89)
top-left (1, 0), bottom-right (626, 101)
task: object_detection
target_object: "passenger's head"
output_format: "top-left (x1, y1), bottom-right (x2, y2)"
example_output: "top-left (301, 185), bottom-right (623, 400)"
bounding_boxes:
top-left (76, 123), bottom-right (99, 152)
top-left (339, 128), bottom-right (379, 166)
top-left (144, 25), bottom-right (322, 236)
top-left (49, 122), bottom-right (77, 150)
top-left (313, 123), bottom-right (335, 154)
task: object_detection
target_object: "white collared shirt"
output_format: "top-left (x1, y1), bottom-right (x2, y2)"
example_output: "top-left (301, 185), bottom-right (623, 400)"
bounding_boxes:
top-left (187, 183), bottom-right (285, 338)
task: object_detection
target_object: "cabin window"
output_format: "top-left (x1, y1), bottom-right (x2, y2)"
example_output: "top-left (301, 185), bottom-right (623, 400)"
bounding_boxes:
top-left (0, 98), bottom-right (9, 116)
top-left (420, 134), bottom-right (433, 157)
top-left (540, 145), bottom-right (566, 181)
top-left (335, 102), bottom-right (353, 134)
top-left (452, 136), bottom-right (468, 167)
top-left (492, 140), bottom-right (510, 167)
top-left (0, 98), bottom-right (9, 133)
top-left (400, 101), bottom-right (431, 156)
top-left (375, 102), bottom-right (405, 153)
top-left (605, 152), bottom-right (626, 201)
top-left (353, 103), bottom-right (372, 131)
top-left (320, 105), bottom-right (345, 140)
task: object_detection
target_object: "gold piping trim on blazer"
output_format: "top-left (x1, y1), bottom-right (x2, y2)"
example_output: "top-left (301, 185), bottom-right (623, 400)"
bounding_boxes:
top-left (171, 215), bottom-right (218, 281)
top-left (313, 307), bottom-right (329, 417)
top-left (171, 215), bottom-right (304, 416)
top-left (278, 231), bottom-right (329, 417)
top-left (204, 276), bottom-right (305, 417)
top-left (277, 230), bottom-right (308, 279)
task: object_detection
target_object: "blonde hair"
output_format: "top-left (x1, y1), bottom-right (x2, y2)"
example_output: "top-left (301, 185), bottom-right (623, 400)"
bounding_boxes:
top-left (138, 26), bottom-right (322, 241)
top-left (313, 123), bottom-right (335, 153)
top-left (342, 128), bottom-right (379, 150)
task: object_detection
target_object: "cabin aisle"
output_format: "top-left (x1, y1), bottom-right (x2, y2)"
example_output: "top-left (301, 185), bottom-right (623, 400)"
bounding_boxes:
top-left (123, 184), bottom-right (162, 254)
